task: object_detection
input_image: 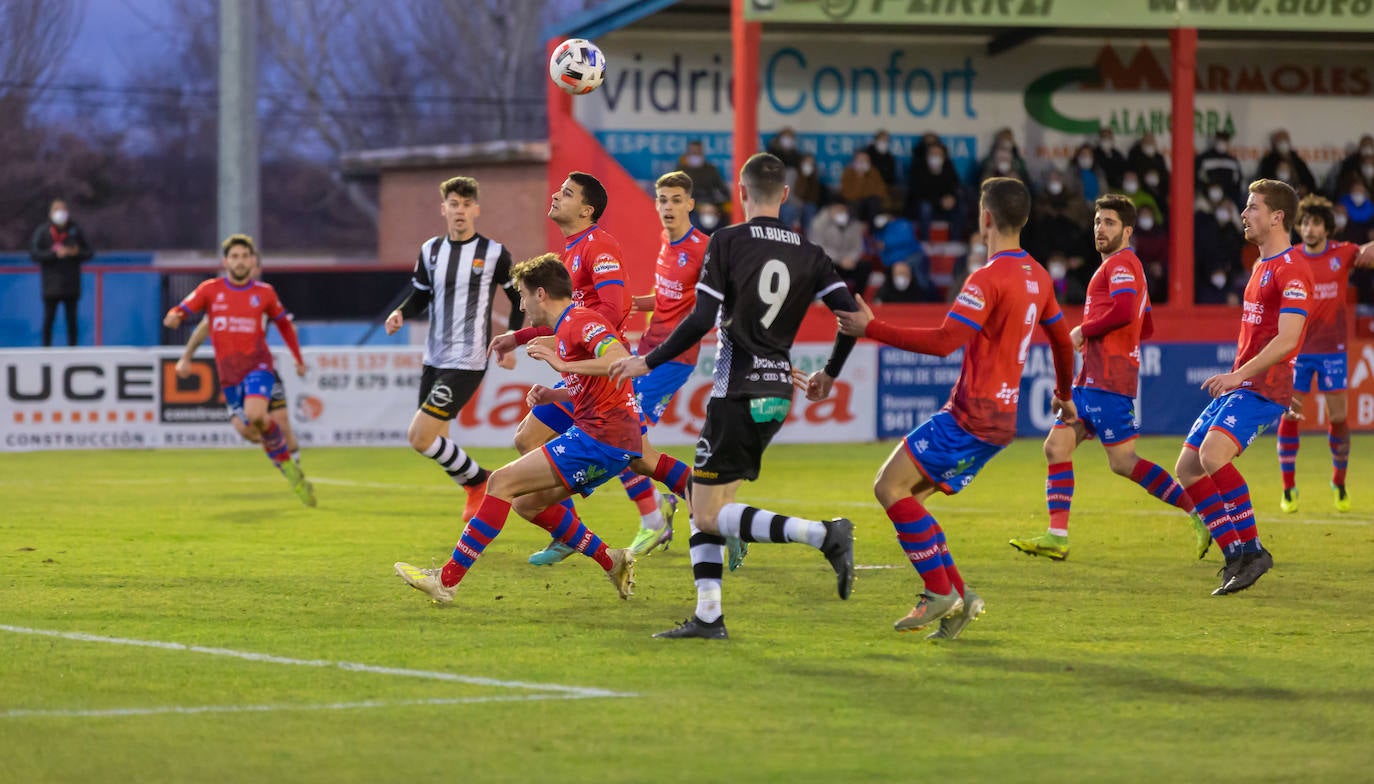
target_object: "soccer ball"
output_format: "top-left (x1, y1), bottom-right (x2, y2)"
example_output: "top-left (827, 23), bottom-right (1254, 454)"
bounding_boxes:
top-left (549, 38), bottom-right (606, 95)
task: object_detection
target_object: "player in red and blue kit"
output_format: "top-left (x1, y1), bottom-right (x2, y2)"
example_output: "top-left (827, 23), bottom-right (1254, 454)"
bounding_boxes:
top-left (163, 234), bottom-right (315, 506)
top-left (1274, 195), bottom-right (1374, 514)
top-left (1010, 195), bottom-right (1210, 562)
top-left (394, 253), bottom-right (646, 604)
top-left (1177, 179), bottom-right (1313, 596)
top-left (839, 178), bottom-right (1077, 639)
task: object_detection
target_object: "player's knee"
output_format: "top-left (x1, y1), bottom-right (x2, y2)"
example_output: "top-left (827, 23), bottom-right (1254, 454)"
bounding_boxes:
top-left (873, 478), bottom-right (904, 508)
top-left (485, 468), bottom-right (511, 498)
top-left (407, 429), bottom-right (436, 453)
top-left (628, 455), bottom-right (654, 476)
top-left (513, 421), bottom-right (542, 455)
top-left (1107, 453), bottom-right (1137, 477)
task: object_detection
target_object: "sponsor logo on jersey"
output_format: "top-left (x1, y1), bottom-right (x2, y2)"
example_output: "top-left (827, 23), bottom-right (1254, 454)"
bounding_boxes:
top-left (593, 253), bottom-right (620, 274)
top-left (1283, 280), bottom-right (1308, 300)
top-left (956, 283), bottom-right (985, 311)
top-left (582, 322), bottom-right (607, 342)
top-left (427, 382), bottom-right (454, 408)
top-left (1110, 269), bottom-right (1136, 285)
top-left (212, 316), bottom-right (228, 332)
top-left (1260, 269), bottom-right (1273, 287)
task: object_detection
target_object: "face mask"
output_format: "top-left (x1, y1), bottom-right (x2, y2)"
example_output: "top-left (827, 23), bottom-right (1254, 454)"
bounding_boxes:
top-left (1215, 140), bottom-right (1229, 154)
top-left (800, 162), bottom-right (815, 176)
top-left (1215, 208), bottom-right (1231, 223)
top-left (1144, 172), bottom-right (1160, 188)
top-left (1048, 262), bottom-right (1067, 281)
top-left (50, 210), bottom-right (69, 226)
top-left (874, 141), bottom-right (889, 154)
top-left (970, 245), bottom-right (988, 267)
top-left (1362, 163), bottom-right (1374, 180)
top-left (1047, 180), bottom-right (1063, 196)
top-left (833, 212), bottom-right (850, 227)
top-left (1276, 141), bottom-right (1291, 155)
top-left (854, 161), bottom-right (870, 173)
top-left (1362, 144), bottom-right (1374, 157)
top-left (1276, 167), bottom-right (1292, 182)
top-left (892, 274), bottom-right (911, 291)
top-left (996, 159), bottom-right (1011, 174)
top-left (1077, 155), bottom-right (1093, 169)
top-left (698, 212), bottom-right (719, 229)
top-left (927, 155), bottom-right (944, 171)
top-left (1335, 214), bottom-right (1349, 229)
top-left (779, 135), bottom-right (796, 150)
top-left (1099, 137), bottom-right (1114, 151)
top-left (1142, 144), bottom-right (1156, 157)
top-left (1123, 180), bottom-right (1139, 195)
top-left (1208, 186), bottom-right (1224, 203)
top-left (1138, 215), bottom-right (1155, 231)
top-left (687, 155), bottom-right (704, 167)
top-left (873, 214), bottom-right (890, 229)
top-left (1211, 272), bottom-right (1228, 289)
top-left (1352, 192), bottom-right (1369, 207)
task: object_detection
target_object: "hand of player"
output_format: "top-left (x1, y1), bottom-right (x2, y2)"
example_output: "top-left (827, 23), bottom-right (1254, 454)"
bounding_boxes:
top-left (497, 351), bottom-right (516, 370)
top-left (294, 360), bottom-right (307, 377)
top-left (384, 310), bottom-right (403, 335)
top-left (1052, 396), bottom-right (1078, 425)
top-left (608, 355), bottom-right (650, 383)
top-left (835, 296), bottom-right (873, 338)
top-left (1285, 395), bottom-right (1305, 421)
top-left (488, 331), bottom-right (519, 363)
top-left (174, 357), bottom-right (193, 379)
top-left (526, 384), bottom-right (556, 407)
top-left (525, 341), bottom-right (564, 372)
top-left (163, 310), bottom-right (184, 329)
top-left (1069, 325), bottom-right (1085, 352)
top-left (792, 369), bottom-right (834, 401)
top-left (630, 294), bottom-right (655, 312)
top-left (1202, 372), bottom-right (1242, 398)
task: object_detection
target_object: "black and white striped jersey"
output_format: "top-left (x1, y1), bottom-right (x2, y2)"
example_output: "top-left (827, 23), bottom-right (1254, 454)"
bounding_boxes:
top-left (404, 233), bottom-right (517, 371)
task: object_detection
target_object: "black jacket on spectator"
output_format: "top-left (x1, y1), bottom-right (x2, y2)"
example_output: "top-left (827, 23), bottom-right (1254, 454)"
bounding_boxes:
top-left (1255, 151), bottom-right (1317, 194)
top-left (905, 156), bottom-right (961, 217)
top-left (1094, 144), bottom-right (1129, 189)
top-left (864, 143), bottom-right (898, 187)
top-left (30, 219), bottom-right (94, 299)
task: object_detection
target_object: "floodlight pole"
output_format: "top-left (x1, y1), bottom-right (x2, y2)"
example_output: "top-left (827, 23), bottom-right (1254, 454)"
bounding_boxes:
top-left (731, 0), bottom-right (760, 223)
top-left (1168, 27), bottom-right (1197, 307)
top-left (218, 0), bottom-right (260, 244)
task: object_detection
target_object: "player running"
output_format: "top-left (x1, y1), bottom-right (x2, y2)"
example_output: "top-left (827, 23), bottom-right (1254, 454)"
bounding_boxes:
top-left (1009, 194), bottom-right (1211, 561)
top-left (384, 176), bottom-right (523, 522)
top-left (1275, 195), bottom-right (1374, 514)
top-left (393, 254), bottom-right (640, 604)
top-left (838, 177), bottom-right (1077, 639)
top-left (163, 233), bottom-right (315, 506)
top-left (1176, 179), bottom-right (1312, 596)
top-left (611, 152), bottom-right (861, 641)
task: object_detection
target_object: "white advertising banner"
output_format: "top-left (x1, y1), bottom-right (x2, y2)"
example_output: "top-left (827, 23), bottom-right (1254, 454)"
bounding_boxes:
top-left (0, 344), bottom-right (876, 451)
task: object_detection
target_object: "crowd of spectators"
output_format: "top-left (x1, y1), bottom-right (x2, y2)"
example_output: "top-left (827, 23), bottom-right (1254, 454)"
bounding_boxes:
top-left (665, 126), bottom-right (1374, 306)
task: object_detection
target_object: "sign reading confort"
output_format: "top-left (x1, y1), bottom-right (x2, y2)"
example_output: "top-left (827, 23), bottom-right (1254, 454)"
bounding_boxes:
top-left (578, 31), bottom-right (1372, 189)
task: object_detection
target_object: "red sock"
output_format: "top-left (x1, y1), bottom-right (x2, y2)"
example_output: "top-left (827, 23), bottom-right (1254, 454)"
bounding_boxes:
top-left (440, 495), bottom-right (512, 587)
top-left (653, 453), bottom-right (691, 499)
top-left (1045, 461), bottom-right (1074, 534)
top-left (1330, 420), bottom-right (1350, 487)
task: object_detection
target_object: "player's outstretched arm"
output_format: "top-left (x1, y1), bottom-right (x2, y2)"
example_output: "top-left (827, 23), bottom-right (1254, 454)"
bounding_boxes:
top-left (631, 294), bottom-right (656, 312)
top-left (637, 288), bottom-right (720, 371)
top-left (175, 319), bottom-right (211, 378)
top-left (1355, 240), bottom-right (1374, 269)
top-left (857, 308), bottom-right (977, 358)
top-left (527, 336), bottom-right (630, 377)
top-left (818, 282), bottom-right (860, 383)
top-left (271, 313), bottom-right (307, 376)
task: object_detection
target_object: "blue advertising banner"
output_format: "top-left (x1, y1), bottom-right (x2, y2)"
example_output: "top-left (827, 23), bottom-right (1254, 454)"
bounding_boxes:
top-left (877, 342), bottom-right (1243, 440)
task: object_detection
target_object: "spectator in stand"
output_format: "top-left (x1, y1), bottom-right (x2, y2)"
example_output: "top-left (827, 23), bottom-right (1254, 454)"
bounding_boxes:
top-left (1120, 170), bottom-right (1162, 218)
top-left (765, 126), bottom-right (802, 171)
top-left (781, 151), bottom-right (824, 233)
top-left (949, 237), bottom-right (988, 303)
top-left (864, 130), bottom-right (899, 190)
top-left (1333, 202), bottom-right (1352, 241)
top-left (1025, 168), bottom-right (1092, 299)
top-left (905, 139), bottom-right (963, 240)
top-left (1128, 133), bottom-right (1169, 187)
top-left (809, 201), bottom-right (867, 296)
top-left (977, 128), bottom-right (1031, 185)
top-left (1132, 204), bottom-right (1169, 303)
top-left (1141, 166), bottom-right (1169, 217)
top-left (1066, 142), bottom-right (1108, 203)
top-left (1339, 178), bottom-right (1374, 243)
top-left (1193, 186), bottom-right (1246, 304)
top-left (1332, 134), bottom-right (1374, 195)
top-left (1094, 127), bottom-right (1128, 189)
top-left (840, 150), bottom-right (889, 223)
top-left (678, 139), bottom-right (730, 218)
top-left (1195, 130), bottom-right (1244, 206)
top-left (1255, 129), bottom-right (1316, 195)
top-left (869, 213), bottom-right (933, 303)
top-left (694, 201), bottom-right (724, 236)
top-left (29, 198), bottom-right (95, 347)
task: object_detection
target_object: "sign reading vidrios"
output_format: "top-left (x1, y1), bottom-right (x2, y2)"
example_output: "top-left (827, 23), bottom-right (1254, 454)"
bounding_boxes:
top-left (744, 0), bottom-right (1374, 32)
top-left (580, 32), bottom-right (1372, 190)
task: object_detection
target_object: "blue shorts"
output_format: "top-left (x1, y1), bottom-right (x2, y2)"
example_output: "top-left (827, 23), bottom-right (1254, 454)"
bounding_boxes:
top-left (1184, 389), bottom-right (1286, 454)
top-left (531, 380), bottom-right (575, 434)
top-left (1055, 387), bottom-right (1138, 446)
top-left (633, 360), bottom-right (694, 425)
top-left (541, 426), bottom-right (641, 497)
top-left (1293, 352), bottom-right (1347, 393)
top-left (223, 369), bottom-right (280, 421)
top-left (903, 410), bottom-right (1004, 495)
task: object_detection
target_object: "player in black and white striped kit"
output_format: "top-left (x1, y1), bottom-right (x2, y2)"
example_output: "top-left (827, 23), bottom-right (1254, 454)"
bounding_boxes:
top-left (386, 176), bottom-right (523, 520)
top-left (611, 152), bottom-right (861, 639)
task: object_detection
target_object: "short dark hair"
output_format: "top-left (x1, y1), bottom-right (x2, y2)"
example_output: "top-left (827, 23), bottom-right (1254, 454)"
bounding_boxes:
top-left (568, 171), bottom-right (608, 223)
top-left (655, 170), bottom-right (694, 196)
top-left (221, 233), bottom-right (257, 257)
top-left (1095, 194), bottom-right (1137, 229)
top-left (741, 152), bottom-right (786, 203)
top-left (1296, 193), bottom-right (1336, 235)
top-left (1250, 178), bottom-right (1298, 232)
top-left (511, 252), bottom-right (572, 300)
top-left (440, 176), bottom-right (479, 201)
top-left (979, 177), bottom-right (1031, 233)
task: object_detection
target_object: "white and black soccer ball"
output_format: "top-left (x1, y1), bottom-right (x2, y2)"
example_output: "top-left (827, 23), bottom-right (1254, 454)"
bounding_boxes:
top-left (549, 38), bottom-right (606, 96)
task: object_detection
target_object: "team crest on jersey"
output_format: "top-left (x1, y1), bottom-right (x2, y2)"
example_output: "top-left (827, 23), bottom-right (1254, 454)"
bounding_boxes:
top-left (956, 283), bottom-right (986, 311)
top-left (1110, 269), bottom-right (1136, 285)
top-left (1331, 257), bottom-right (1342, 272)
top-left (1283, 279), bottom-right (1308, 300)
top-left (593, 253), bottom-right (620, 274)
top-left (582, 321), bottom-right (607, 342)
top-left (677, 251), bottom-right (688, 267)
top-left (472, 256), bottom-right (486, 272)
top-left (1260, 269), bottom-right (1273, 287)
top-left (250, 294), bottom-right (260, 307)
top-left (572, 255), bottom-right (581, 271)
top-left (557, 340), bottom-right (568, 358)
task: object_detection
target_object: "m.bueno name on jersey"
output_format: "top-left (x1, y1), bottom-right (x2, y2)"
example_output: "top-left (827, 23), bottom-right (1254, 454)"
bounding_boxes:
top-left (748, 225), bottom-right (801, 245)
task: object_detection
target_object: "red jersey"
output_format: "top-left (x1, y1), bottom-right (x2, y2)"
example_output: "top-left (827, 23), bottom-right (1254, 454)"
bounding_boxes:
top-left (945, 250), bottom-right (1064, 446)
top-left (554, 305), bottom-right (642, 452)
top-left (1235, 248), bottom-right (1313, 406)
top-left (1296, 240), bottom-right (1359, 354)
top-left (1077, 248), bottom-right (1150, 397)
top-left (638, 227), bottom-right (708, 364)
top-left (561, 225), bottom-right (630, 331)
top-left (177, 277), bottom-right (292, 386)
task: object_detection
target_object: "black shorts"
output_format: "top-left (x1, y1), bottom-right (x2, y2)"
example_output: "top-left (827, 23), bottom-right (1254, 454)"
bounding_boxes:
top-left (268, 370), bottom-right (287, 412)
top-left (693, 395), bottom-right (791, 485)
top-left (417, 366), bottom-right (485, 421)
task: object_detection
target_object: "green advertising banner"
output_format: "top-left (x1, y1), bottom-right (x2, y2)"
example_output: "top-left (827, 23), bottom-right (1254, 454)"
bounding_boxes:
top-left (744, 0), bottom-right (1374, 32)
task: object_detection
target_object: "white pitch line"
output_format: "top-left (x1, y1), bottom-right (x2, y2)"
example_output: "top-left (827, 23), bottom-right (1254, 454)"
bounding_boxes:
top-left (0, 625), bottom-right (633, 700)
top-left (3, 693), bottom-right (602, 720)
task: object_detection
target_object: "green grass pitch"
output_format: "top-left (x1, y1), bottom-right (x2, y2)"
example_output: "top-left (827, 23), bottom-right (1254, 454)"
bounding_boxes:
top-left (3, 436), bottom-right (1372, 782)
